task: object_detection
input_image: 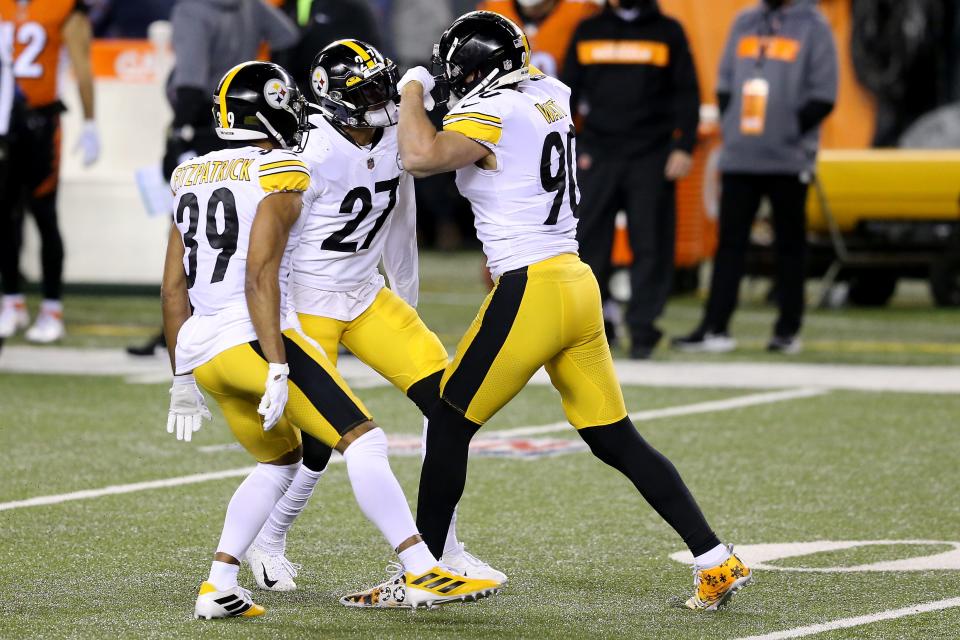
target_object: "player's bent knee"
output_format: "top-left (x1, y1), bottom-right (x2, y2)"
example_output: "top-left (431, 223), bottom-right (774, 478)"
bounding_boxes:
top-left (335, 420), bottom-right (379, 453)
top-left (577, 416), bottom-right (640, 466)
top-left (339, 425), bottom-right (388, 459)
top-left (264, 444), bottom-right (303, 467)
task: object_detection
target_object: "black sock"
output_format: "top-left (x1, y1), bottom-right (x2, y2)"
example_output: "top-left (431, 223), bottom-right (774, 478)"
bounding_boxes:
top-left (416, 400), bottom-right (481, 559)
top-left (578, 417), bottom-right (721, 556)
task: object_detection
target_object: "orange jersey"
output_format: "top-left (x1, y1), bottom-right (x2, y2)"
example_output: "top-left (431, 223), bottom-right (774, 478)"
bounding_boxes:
top-left (0, 0), bottom-right (84, 108)
top-left (478, 0), bottom-right (600, 76)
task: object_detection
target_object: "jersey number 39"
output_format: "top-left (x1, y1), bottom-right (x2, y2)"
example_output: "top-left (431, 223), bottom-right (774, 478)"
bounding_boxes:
top-left (176, 188), bottom-right (239, 289)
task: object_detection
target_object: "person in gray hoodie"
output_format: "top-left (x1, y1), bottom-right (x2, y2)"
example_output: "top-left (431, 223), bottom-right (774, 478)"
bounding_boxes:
top-left (673, 0), bottom-right (837, 355)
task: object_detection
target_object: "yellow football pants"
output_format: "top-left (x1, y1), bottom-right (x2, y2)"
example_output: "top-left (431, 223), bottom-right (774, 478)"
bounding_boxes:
top-left (441, 253), bottom-right (628, 428)
top-left (194, 328), bottom-right (372, 463)
top-left (298, 287), bottom-right (448, 394)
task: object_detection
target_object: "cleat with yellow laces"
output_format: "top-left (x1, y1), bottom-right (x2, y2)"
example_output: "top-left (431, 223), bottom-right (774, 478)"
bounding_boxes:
top-left (194, 581), bottom-right (266, 619)
top-left (340, 562), bottom-right (501, 609)
top-left (684, 546), bottom-right (752, 611)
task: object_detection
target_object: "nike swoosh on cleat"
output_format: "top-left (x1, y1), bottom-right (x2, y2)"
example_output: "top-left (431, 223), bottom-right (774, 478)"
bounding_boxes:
top-left (262, 566), bottom-right (278, 588)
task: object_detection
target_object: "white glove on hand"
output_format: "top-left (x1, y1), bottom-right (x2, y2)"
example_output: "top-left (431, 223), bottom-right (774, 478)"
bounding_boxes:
top-left (167, 374), bottom-right (212, 442)
top-left (258, 363), bottom-right (290, 431)
top-left (74, 120), bottom-right (100, 167)
top-left (398, 66), bottom-right (436, 112)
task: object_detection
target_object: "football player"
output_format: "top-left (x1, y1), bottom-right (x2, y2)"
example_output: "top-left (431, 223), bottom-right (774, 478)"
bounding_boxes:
top-left (243, 39), bottom-right (505, 595)
top-left (161, 60), bottom-right (500, 619)
top-left (352, 11), bottom-right (752, 611)
top-left (0, 0), bottom-right (99, 342)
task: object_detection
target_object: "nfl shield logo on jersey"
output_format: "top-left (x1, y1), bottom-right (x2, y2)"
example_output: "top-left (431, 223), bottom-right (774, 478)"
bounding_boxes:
top-left (367, 157), bottom-right (375, 170)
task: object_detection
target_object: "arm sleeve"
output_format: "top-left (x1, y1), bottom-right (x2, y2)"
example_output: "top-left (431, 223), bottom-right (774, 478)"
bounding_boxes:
top-left (442, 100), bottom-right (505, 150)
top-left (170, 5), bottom-right (211, 90)
top-left (561, 25), bottom-right (585, 114)
top-left (716, 17), bottom-right (740, 96)
top-left (798, 99), bottom-right (835, 134)
top-left (803, 19), bottom-right (839, 105)
top-left (670, 24), bottom-right (700, 153)
top-left (255, 0), bottom-right (301, 52)
top-left (259, 156), bottom-right (311, 194)
top-left (381, 173), bottom-right (420, 307)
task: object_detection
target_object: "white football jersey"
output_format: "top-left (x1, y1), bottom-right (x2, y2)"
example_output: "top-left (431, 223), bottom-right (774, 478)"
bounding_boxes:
top-left (443, 73), bottom-right (580, 277)
top-left (169, 146), bottom-right (310, 374)
top-left (293, 114), bottom-right (418, 321)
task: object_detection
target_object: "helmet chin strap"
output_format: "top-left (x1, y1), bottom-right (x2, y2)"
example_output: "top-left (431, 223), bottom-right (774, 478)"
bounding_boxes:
top-left (256, 111), bottom-right (288, 148)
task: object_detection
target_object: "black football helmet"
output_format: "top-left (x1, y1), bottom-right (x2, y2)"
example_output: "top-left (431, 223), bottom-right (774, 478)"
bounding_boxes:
top-left (212, 61), bottom-right (307, 149)
top-left (309, 39), bottom-right (400, 128)
top-left (434, 11), bottom-right (530, 104)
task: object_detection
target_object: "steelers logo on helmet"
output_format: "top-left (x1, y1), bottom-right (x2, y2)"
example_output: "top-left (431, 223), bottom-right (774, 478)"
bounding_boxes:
top-left (312, 66), bottom-right (329, 97)
top-left (264, 79), bottom-right (291, 110)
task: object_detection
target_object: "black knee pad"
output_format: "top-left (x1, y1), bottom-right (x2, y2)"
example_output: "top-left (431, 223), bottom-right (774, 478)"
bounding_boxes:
top-left (301, 432), bottom-right (333, 473)
top-left (406, 370), bottom-right (442, 416)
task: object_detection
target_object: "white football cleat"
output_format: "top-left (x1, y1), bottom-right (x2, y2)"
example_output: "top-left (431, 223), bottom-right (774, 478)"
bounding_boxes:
top-left (441, 543), bottom-right (507, 585)
top-left (340, 562), bottom-right (501, 609)
top-left (25, 308), bottom-right (64, 343)
top-left (0, 299), bottom-right (29, 338)
top-left (194, 581), bottom-right (265, 619)
top-left (246, 545), bottom-right (300, 592)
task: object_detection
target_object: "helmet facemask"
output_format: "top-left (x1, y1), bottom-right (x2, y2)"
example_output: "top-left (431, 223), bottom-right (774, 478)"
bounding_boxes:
top-left (311, 52), bottom-right (401, 130)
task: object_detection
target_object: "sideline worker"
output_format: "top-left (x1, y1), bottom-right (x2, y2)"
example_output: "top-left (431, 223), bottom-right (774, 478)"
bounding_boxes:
top-left (564, 0), bottom-right (699, 359)
top-left (672, 0), bottom-right (837, 355)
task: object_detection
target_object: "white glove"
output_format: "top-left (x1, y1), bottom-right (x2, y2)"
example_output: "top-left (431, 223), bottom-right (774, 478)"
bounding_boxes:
top-left (258, 363), bottom-right (289, 431)
top-left (74, 119), bottom-right (100, 166)
top-left (167, 374), bottom-right (212, 442)
top-left (399, 66), bottom-right (436, 112)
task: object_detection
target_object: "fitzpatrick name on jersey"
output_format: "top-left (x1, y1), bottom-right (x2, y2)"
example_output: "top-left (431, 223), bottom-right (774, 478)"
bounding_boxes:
top-left (443, 73), bottom-right (580, 277)
top-left (293, 114), bottom-right (415, 314)
top-left (169, 146), bottom-right (310, 374)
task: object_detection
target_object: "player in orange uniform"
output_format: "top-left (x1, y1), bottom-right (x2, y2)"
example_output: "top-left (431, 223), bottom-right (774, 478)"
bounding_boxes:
top-left (0, 0), bottom-right (98, 343)
top-left (476, 0), bottom-right (599, 76)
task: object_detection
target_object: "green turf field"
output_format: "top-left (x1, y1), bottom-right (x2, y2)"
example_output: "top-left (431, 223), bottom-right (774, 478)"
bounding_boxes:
top-left (1, 253), bottom-right (959, 639)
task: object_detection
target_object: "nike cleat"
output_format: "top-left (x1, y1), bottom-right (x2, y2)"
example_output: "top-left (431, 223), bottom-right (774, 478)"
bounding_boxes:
top-left (340, 562), bottom-right (501, 609)
top-left (684, 546), bottom-right (752, 611)
top-left (246, 545), bottom-right (301, 592)
top-left (441, 543), bottom-right (507, 585)
top-left (194, 582), bottom-right (265, 619)
top-left (0, 299), bottom-right (29, 338)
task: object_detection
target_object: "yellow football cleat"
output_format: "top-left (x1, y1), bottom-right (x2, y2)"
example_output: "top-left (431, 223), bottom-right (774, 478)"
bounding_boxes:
top-left (194, 581), bottom-right (266, 619)
top-left (684, 547), bottom-right (752, 611)
top-left (340, 562), bottom-right (501, 609)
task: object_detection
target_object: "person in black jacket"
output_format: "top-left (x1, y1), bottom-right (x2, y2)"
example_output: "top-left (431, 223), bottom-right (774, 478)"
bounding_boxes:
top-left (563, 0), bottom-right (699, 360)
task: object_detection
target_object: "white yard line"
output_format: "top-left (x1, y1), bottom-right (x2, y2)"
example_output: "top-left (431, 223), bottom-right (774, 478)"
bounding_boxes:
top-left (0, 388), bottom-right (821, 512)
top-left (733, 597), bottom-right (960, 640)
top-left (489, 388), bottom-right (826, 438)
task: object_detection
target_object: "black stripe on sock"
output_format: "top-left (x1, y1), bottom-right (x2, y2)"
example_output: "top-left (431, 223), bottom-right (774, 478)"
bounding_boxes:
top-left (250, 336), bottom-right (368, 435)
top-left (442, 267), bottom-right (528, 413)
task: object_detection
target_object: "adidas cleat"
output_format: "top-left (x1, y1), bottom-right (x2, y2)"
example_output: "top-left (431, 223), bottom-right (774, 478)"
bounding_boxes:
top-left (441, 543), bottom-right (507, 585)
top-left (246, 545), bottom-right (300, 592)
top-left (340, 562), bottom-right (501, 609)
top-left (194, 582), bottom-right (265, 619)
top-left (684, 546), bottom-right (752, 611)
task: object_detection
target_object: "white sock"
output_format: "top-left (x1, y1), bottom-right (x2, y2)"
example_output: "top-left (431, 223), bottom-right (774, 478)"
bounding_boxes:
top-left (253, 465), bottom-right (326, 554)
top-left (207, 560), bottom-right (240, 591)
top-left (39, 299), bottom-right (62, 314)
top-left (343, 427), bottom-right (431, 555)
top-left (422, 416), bottom-right (463, 557)
top-left (215, 462), bottom-right (299, 560)
top-left (694, 543), bottom-right (731, 569)
top-left (398, 541), bottom-right (436, 575)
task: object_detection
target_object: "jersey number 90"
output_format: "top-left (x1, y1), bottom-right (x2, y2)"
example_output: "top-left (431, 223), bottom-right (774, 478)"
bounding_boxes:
top-left (540, 125), bottom-right (580, 225)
